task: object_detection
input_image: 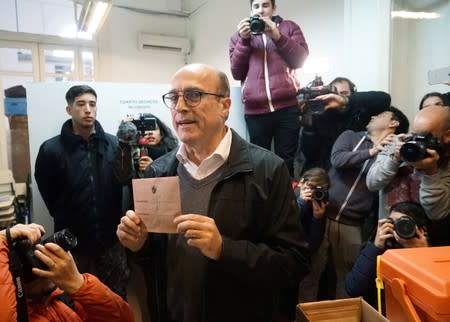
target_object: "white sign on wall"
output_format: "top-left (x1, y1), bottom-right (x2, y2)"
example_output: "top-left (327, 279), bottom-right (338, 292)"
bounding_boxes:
top-left (26, 81), bottom-right (247, 232)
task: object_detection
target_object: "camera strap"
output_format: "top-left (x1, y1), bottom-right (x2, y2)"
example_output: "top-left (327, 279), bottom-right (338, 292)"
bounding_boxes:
top-left (6, 227), bottom-right (30, 322)
top-left (336, 135), bottom-right (370, 222)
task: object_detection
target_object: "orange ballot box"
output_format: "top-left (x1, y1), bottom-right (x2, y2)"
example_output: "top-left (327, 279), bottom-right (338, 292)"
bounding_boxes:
top-left (379, 246), bottom-right (450, 322)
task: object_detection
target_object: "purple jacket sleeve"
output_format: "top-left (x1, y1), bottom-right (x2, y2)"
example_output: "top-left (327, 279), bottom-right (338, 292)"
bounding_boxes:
top-left (229, 33), bottom-right (252, 81)
top-left (274, 21), bottom-right (309, 69)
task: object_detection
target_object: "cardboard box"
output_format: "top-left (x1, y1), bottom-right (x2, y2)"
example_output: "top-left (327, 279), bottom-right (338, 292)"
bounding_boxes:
top-left (296, 297), bottom-right (389, 322)
top-left (8, 116), bottom-right (31, 183)
top-left (380, 246), bottom-right (450, 322)
top-left (4, 97), bottom-right (27, 115)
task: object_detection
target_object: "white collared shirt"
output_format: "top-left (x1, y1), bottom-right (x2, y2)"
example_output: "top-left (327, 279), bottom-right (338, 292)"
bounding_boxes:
top-left (176, 127), bottom-right (232, 180)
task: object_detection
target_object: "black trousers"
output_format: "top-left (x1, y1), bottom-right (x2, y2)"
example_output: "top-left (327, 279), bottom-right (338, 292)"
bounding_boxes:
top-left (245, 106), bottom-right (300, 177)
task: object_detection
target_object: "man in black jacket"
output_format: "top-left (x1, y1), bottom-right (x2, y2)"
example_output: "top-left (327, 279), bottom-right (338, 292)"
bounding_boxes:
top-left (117, 64), bottom-right (310, 322)
top-left (34, 85), bottom-right (129, 299)
top-left (299, 90), bottom-right (391, 172)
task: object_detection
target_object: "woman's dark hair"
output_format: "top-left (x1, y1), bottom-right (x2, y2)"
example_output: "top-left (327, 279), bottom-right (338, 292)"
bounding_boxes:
top-left (389, 201), bottom-right (428, 228)
top-left (250, 0), bottom-right (275, 7)
top-left (419, 92), bottom-right (443, 110)
top-left (150, 113), bottom-right (178, 152)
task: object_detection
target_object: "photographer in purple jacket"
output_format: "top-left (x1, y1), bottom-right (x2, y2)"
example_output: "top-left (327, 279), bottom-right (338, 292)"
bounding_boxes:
top-left (229, 0), bottom-right (309, 177)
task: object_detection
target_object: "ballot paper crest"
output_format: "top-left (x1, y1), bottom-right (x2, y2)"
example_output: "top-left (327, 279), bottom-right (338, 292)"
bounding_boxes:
top-left (132, 176), bottom-right (181, 233)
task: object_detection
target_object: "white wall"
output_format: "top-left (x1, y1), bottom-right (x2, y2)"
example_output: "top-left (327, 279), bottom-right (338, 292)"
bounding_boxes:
top-left (99, 0), bottom-right (392, 91)
top-left (96, 6), bottom-right (189, 83)
top-left (391, 2), bottom-right (450, 123)
top-left (154, 0), bottom-right (348, 87)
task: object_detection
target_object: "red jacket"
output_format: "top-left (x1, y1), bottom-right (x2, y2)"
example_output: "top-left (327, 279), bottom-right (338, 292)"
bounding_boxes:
top-left (0, 240), bottom-right (134, 322)
top-left (229, 15), bottom-right (309, 115)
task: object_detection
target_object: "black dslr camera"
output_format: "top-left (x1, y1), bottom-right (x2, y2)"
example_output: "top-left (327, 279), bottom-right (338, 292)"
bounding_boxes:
top-left (249, 15), bottom-right (265, 34)
top-left (117, 113), bottom-right (157, 146)
top-left (12, 229), bottom-right (77, 282)
top-left (312, 185), bottom-right (329, 202)
top-left (399, 133), bottom-right (441, 163)
top-left (117, 114), bottom-right (158, 174)
top-left (132, 114), bottom-right (157, 135)
top-left (385, 216), bottom-right (417, 249)
top-left (297, 76), bottom-right (337, 114)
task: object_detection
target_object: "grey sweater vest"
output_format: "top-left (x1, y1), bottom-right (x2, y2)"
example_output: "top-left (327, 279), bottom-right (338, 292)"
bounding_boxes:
top-left (177, 163), bottom-right (223, 215)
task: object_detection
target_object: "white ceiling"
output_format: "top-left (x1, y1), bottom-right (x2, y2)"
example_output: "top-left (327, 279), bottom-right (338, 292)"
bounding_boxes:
top-left (114, 0), bottom-right (448, 12)
top-left (113, 0), bottom-right (208, 15)
top-left (395, 0), bottom-right (448, 10)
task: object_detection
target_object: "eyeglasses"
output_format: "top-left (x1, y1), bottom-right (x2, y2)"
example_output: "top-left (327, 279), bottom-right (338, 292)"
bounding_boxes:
top-left (162, 89), bottom-right (225, 109)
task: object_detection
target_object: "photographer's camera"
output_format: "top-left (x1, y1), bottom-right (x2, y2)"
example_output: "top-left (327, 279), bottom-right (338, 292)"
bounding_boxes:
top-left (297, 75), bottom-right (337, 114)
top-left (249, 15), bottom-right (265, 34)
top-left (312, 185), bottom-right (329, 202)
top-left (385, 216), bottom-right (417, 249)
top-left (12, 229), bottom-right (77, 282)
top-left (132, 114), bottom-right (157, 134)
top-left (399, 133), bottom-right (441, 163)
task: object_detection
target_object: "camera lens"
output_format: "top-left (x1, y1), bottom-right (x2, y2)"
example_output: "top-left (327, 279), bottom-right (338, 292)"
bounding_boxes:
top-left (399, 141), bottom-right (428, 163)
top-left (394, 216), bottom-right (417, 239)
top-left (312, 186), bottom-right (328, 202)
top-left (249, 15), bottom-right (265, 34)
top-left (43, 229), bottom-right (77, 251)
top-left (304, 100), bottom-right (326, 114)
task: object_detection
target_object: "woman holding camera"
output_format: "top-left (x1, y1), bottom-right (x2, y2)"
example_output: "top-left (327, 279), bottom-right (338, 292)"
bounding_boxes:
top-left (229, 0), bottom-right (308, 177)
top-left (295, 167), bottom-right (329, 253)
top-left (115, 113), bottom-right (178, 184)
top-left (295, 167), bottom-right (330, 303)
top-left (134, 114), bottom-right (178, 175)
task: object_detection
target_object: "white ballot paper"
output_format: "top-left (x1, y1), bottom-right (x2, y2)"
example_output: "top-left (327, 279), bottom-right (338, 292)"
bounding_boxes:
top-left (132, 176), bottom-right (181, 233)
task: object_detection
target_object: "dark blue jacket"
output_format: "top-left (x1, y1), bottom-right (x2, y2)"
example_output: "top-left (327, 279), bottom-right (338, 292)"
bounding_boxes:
top-left (297, 198), bottom-right (326, 252)
top-left (345, 241), bottom-right (385, 308)
top-left (35, 119), bottom-right (123, 253)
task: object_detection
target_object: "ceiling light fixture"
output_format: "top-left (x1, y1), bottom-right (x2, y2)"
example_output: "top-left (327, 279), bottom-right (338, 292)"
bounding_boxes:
top-left (391, 10), bottom-right (440, 19)
top-left (77, 0), bottom-right (112, 35)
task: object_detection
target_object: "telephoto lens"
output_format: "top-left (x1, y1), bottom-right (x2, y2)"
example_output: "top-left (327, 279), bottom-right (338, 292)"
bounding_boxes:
top-left (12, 229), bottom-right (78, 282)
top-left (43, 229), bottom-right (78, 251)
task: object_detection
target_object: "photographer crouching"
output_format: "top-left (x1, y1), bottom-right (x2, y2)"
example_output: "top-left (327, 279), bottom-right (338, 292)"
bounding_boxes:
top-left (0, 223), bottom-right (134, 321)
top-left (345, 202), bottom-right (429, 311)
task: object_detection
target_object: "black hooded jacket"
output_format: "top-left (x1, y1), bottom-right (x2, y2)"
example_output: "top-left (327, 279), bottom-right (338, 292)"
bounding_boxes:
top-left (35, 119), bottom-right (122, 253)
